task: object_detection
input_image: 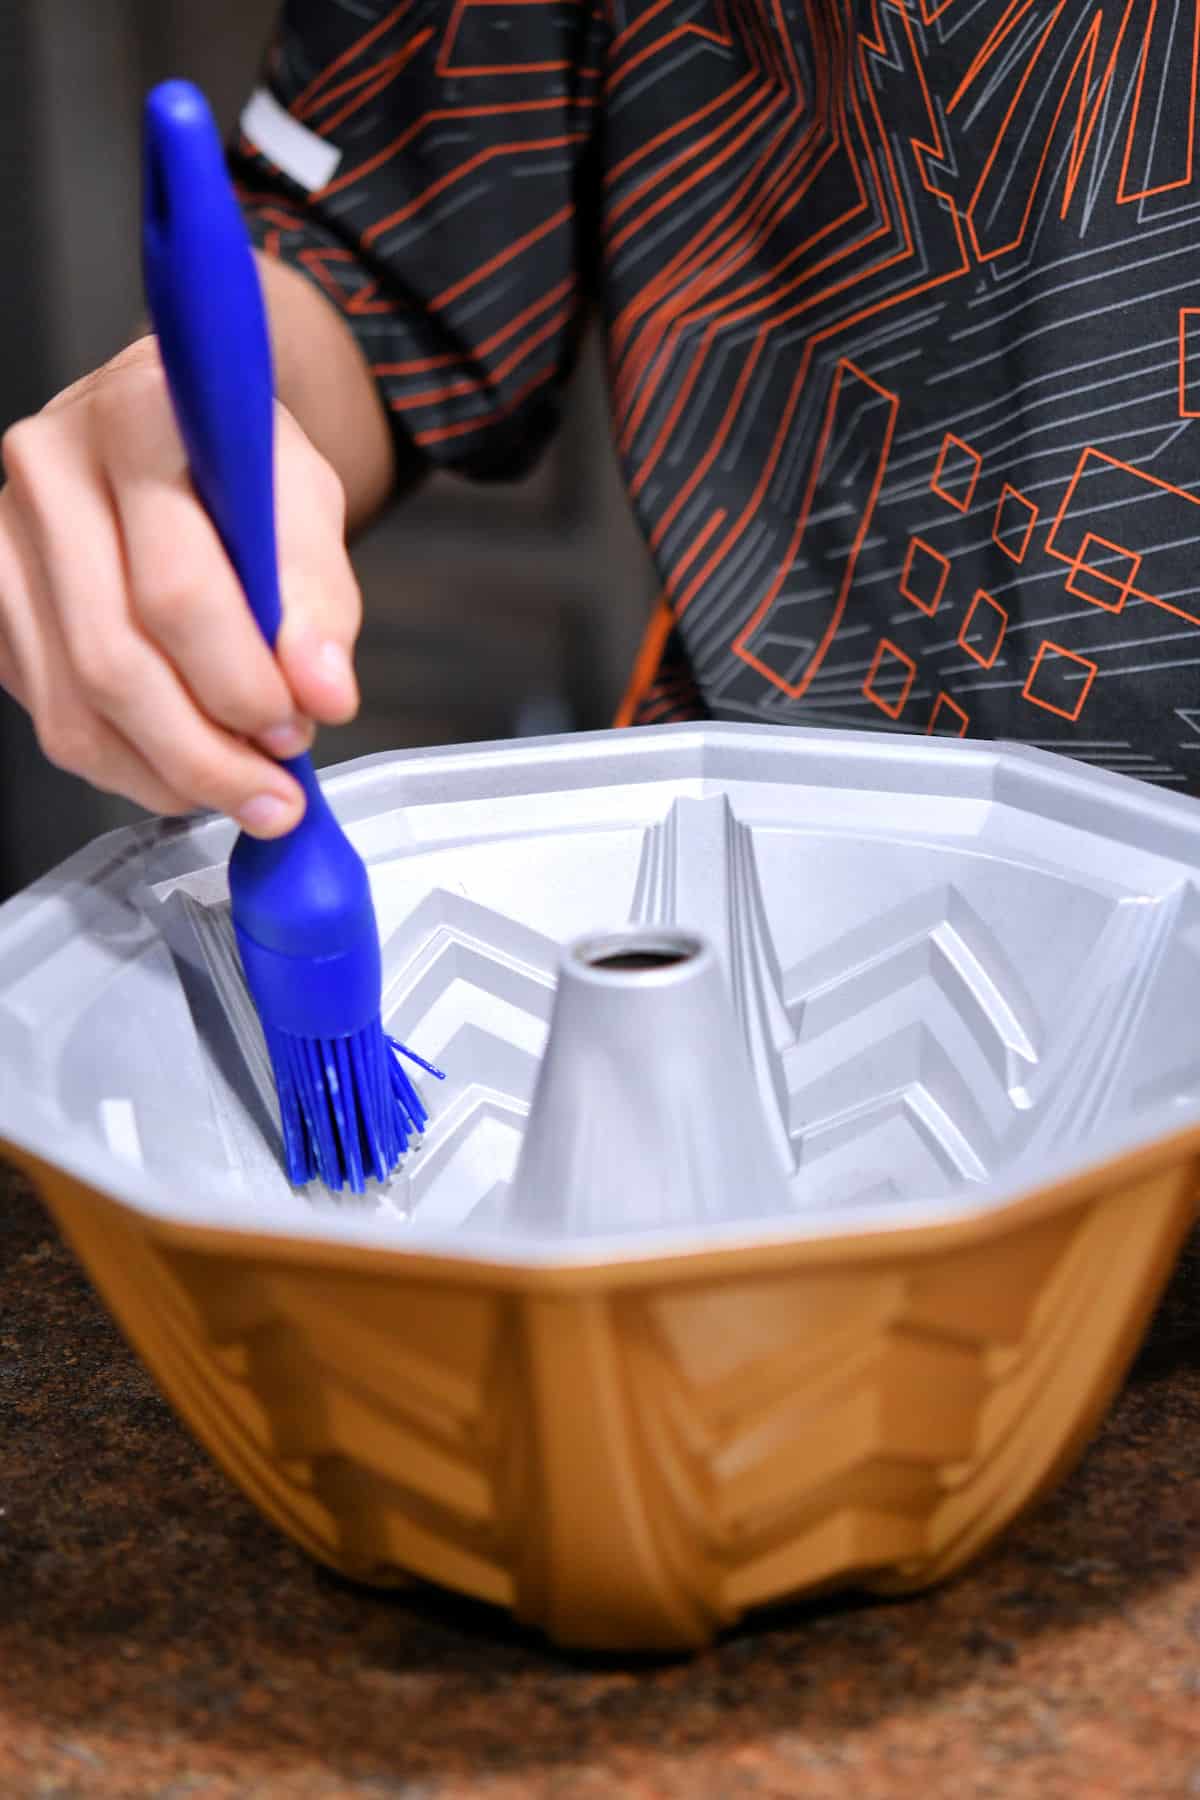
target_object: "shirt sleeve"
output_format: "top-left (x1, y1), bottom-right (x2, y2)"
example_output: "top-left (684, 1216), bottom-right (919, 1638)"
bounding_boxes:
top-left (228, 0), bottom-right (605, 484)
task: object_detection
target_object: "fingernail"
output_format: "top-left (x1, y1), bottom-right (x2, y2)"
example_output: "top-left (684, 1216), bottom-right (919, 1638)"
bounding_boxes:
top-left (259, 719), bottom-right (312, 758)
top-left (316, 640), bottom-right (356, 703)
top-left (238, 793), bottom-right (298, 836)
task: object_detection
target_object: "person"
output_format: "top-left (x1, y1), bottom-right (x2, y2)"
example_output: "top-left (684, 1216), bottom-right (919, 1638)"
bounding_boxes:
top-left (3, 0), bottom-right (1199, 837)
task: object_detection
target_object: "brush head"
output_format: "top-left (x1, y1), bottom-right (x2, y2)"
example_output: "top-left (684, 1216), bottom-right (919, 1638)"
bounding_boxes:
top-left (229, 791), bottom-right (445, 1193)
top-left (265, 1021), bottom-right (443, 1193)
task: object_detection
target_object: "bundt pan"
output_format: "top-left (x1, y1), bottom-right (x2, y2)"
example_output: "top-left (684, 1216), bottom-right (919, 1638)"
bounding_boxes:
top-left (1, 723), bottom-right (1197, 1651)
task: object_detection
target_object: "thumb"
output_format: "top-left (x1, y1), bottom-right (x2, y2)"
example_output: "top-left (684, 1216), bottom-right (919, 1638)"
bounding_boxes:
top-left (274, 561), bottom-right (362, 725)
top-left (271, 418), bottom-right (363, 725)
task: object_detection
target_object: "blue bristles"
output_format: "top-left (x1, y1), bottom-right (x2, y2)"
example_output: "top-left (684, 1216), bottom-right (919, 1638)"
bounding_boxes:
top-left (266, 1023), bottom-right (446, 1192)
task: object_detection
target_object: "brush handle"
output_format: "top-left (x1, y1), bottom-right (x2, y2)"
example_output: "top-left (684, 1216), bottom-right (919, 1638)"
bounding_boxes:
top-left (141, 77), bottom-right (370, 973)
top-left (141, 80), bottom-right (282, 650)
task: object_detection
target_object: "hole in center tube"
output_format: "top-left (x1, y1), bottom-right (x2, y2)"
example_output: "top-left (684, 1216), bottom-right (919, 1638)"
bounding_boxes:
top-left (592, 949), bottom-right (690, 972)
top-left (578, 930), bottom-right (702, 974)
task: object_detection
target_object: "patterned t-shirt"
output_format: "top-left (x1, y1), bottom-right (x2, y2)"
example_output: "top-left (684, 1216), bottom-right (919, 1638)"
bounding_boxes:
top-left (233, 0), bottom-right (1200, 790)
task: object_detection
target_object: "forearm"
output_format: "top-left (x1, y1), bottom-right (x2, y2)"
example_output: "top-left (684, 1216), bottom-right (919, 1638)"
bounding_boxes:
top-left (255, 251), bottom-right (397, 536)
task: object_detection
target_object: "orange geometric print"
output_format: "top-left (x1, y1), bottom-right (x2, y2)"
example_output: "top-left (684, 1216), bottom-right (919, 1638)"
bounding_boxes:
top-left (234, 0), bottom-right (1200, 789)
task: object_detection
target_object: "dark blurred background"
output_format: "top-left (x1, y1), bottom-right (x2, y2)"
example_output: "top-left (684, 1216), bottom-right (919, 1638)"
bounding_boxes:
top-left (0, 0), bottom-right (655, 895)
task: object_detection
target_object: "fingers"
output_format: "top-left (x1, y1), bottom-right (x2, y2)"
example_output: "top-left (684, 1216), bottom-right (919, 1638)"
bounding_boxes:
top-left (0, 499), bottom-right (192, 815)
top-left (0, 344), bottom-right (367, 838)
top-left (1, 410), bottom-right (307, 835)
top-left (97, 360), bottom-right (315, 758)
top-left (103, 369), bottom-right (364, 733)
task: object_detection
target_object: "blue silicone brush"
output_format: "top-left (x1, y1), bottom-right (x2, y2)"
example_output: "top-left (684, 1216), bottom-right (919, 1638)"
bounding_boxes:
top-left (141, 79), bottom-right (443, 1191)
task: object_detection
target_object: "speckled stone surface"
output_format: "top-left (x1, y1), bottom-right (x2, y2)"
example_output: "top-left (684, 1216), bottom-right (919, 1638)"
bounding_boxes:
top-left (2, 1161), bottom-right (1198, 1800)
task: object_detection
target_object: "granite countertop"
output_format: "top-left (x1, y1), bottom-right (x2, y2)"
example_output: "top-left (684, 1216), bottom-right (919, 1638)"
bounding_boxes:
top-left (2, 1159), bottom-right (1198, 1800)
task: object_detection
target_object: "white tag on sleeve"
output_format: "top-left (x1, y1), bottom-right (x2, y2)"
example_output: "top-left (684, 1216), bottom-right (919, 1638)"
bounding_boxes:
top-left (240, 87), bottom-right (342, 192)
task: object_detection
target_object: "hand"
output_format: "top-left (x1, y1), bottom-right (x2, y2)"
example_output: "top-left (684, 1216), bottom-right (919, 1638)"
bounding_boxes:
top-left (0, 334), bottom-right (363, 837)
